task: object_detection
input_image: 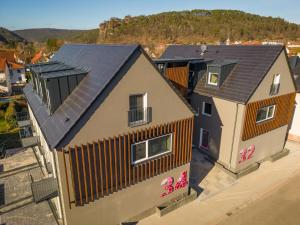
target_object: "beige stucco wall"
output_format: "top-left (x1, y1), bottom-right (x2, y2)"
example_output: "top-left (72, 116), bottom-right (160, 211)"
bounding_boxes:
top-left (56, 148), bottom-right (189, 225)
top-left (70, 53), bottom-right (193, 146)
top-left (231, 125), bottom-right (288, 172)
top-left (249, 50), bottom-right (296, 102)
top-left (191, 93), bottom-right (245, 168)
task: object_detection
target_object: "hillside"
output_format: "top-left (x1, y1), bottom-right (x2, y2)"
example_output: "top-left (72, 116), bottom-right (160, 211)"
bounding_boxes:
top-left (98, 9), bottom-right (300, 46)
top-left (14, 28), bottom-right (98, 43)
top-left (0, 27), bottom-right (26, 44)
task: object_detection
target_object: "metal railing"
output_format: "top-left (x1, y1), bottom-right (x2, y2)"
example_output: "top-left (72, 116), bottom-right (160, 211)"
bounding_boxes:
top-left (16, 111), bottom-right (30, 122)
top-left (270, 83), bottom-right (280, 96)
top-left (128, 107), bottom-right (152, 127)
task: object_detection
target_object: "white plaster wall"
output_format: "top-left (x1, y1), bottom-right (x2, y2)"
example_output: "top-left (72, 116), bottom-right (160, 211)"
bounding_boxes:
top-left (28, 104), bottom-right (62, 218)
top-left (289, 93), bottom-right (300, 138)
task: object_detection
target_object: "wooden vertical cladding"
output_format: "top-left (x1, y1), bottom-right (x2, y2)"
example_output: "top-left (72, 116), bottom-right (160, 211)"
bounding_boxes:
top-left (242, 93), bottom-right (296, 141)
top-left (62, 117), bottom-right (193, 207)
top-left (165, 67), bottom-right (189, 96)
top-left (165, 67), bottom-right (189, 88)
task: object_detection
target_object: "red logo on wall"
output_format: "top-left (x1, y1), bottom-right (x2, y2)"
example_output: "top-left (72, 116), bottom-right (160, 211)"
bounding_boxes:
top-left (238, 145), bottom-right (255, 164)
top-left (160, 171), bottom-right (188, 197)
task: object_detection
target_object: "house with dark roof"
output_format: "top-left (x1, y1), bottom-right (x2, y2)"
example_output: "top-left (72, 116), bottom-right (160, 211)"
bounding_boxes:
top-left (21, 44), bottom-right (194, 225)
top-left (288, 56), bottom-right (300, 142)
top-left (157, 45), bottom-right (296, 177)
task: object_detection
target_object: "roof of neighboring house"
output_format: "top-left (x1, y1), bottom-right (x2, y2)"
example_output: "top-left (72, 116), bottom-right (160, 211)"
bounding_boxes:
top-left (0, 49), bottom-right (15, 62)
top-left (161, 45), bottom-right (286, 103)
top-left (0, 58), bottom-right (6, 71)
top-left (8, 61), bottom-right (23, 70)
top-left (289, 56), bottom-right (300, 92)
top-left (24, 44), bottom-right (194, 149)
top-left (31, 51), bottom-right (43, 64)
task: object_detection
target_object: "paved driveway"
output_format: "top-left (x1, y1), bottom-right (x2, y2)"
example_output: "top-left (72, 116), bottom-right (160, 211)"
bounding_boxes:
top-left (138, 141), bottom-right (300, 225)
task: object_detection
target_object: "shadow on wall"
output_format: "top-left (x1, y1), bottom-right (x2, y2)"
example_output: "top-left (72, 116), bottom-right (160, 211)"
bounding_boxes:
top-left (0, 183), bottom-right (5, 206)
top-left (189, 93), bottom-right (224, 195)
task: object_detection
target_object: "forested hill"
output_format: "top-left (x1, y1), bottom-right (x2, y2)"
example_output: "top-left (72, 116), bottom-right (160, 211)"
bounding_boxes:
top-left (98, 10), bottom-right (300, 46)
top-left (0, 27), bottom-right (26, 44)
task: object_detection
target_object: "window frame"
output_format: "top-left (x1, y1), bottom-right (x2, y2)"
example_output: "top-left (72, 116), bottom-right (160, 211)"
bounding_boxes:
top-left (256, 105), bottom-right (276, 123)
top-left (129, 93), bottom-right (147, 122)
top-left (131, 133), bottom-right (172, 165)
top-left (199, 128), bottom-right (209, 149)
top-left (202, 102), bottom-right (212, 117)
top-left (207, 72), bottom-right (219, 86)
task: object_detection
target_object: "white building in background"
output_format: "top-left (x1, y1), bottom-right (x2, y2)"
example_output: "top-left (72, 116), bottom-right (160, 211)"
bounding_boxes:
top-left (289, 56), bottom-right (300, 142)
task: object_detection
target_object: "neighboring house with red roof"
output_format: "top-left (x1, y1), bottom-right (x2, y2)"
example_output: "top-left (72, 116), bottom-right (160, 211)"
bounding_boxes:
top-left (31, 50), bottom-right (51, 64)
top-left (0, 52), bottom-right (26, 95)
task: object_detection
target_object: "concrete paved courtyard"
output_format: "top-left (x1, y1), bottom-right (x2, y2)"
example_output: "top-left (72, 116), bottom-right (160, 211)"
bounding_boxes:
top-left (138, 140), bottom-right (300, 225)
top-left (0, 148), bottom-right (57, 225)
top-left (217, 173), bottom-right (300, 225)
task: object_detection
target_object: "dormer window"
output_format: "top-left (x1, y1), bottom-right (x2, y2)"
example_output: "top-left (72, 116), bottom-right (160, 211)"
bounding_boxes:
top-left (208, 72), bottom-right (219, 86)
top-left (270, 74), bottom-right (280, 95)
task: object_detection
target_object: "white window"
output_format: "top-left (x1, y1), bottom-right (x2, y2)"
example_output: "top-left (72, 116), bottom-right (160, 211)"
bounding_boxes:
top-left (199, 128), bottom-right (209, 149)
top-left (208, 72), bottom-right (219, 86)
top-left (273, 74), bottom-right (280, 85)
top-left (256, 105), bottom-right (276, 123)
top-left (129, 93), bottom-right (147, 125)
top-left (202, 102), bottom-right (212, 116)
top-left (270, 74), bottom-right (280, 95)
top-left (131, 134), bottom-right (172, 164)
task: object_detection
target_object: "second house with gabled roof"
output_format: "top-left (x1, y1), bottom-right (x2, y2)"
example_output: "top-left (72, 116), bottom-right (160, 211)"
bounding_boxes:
top-left (21, 44), bottom-right (194, 225)
top-left (157, 45), bottom-right (296, 177)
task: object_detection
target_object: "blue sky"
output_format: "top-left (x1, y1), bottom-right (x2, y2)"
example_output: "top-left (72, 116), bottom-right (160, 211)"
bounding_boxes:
top-left (1, 0), bottom-right (299, 30)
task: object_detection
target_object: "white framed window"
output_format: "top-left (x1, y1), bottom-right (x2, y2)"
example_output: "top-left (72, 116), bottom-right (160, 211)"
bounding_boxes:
top-left (256, 105), bottom-right (276, 123)
top-left (208, 72), bottom-right (219, 86)
top-left (202, 102), bottom-right (212, 116)
top-left (199, 128), bottom-right (209, 149)
top-left (270, 74), bottom-right (280, 95)
top-left (131, 133), bottom-right (172, 164)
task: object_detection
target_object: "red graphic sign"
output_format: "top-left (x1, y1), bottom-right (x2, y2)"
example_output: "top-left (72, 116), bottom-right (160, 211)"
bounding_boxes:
top-left (238, 145), bottom-right (255, 164)
top-left (160, 171), bottom-right (188, 197)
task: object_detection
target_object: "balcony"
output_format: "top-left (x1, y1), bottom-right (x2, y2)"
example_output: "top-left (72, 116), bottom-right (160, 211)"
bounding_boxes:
top-left (19, 125), bottom-right (40, 148)
top-left (128, 107), bottom-right (152, 127)
top-left (16, 111), bottom-right (30, 127)
top-left (28, 168), bottom-right (58, 203)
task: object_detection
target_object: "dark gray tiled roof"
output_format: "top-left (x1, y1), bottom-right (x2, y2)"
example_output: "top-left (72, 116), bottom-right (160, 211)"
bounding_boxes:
top-left (24, 44), bottom-right (139, 148)
top-left (29, 61), bottom-right (89, 79)
top-left (161, 45), bottom-right (284, 103)
top-left (289, 56), bottom-right (300, 91)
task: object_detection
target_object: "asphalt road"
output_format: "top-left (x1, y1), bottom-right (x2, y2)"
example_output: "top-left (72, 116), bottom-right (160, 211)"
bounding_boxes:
top-left (217, 173), bottom-right (300, 225)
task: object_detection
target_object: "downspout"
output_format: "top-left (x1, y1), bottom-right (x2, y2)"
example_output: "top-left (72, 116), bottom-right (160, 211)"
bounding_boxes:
top-left (228, 103), bottom-right (239, 169)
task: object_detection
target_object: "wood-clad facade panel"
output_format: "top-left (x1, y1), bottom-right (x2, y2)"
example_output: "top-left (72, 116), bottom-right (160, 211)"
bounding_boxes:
top-left (165, 67), bottom-right (189, 96)
top-left (62, 117), bottom-right (193, 207)
top-left (242, 93), bottom-right (295, 141)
